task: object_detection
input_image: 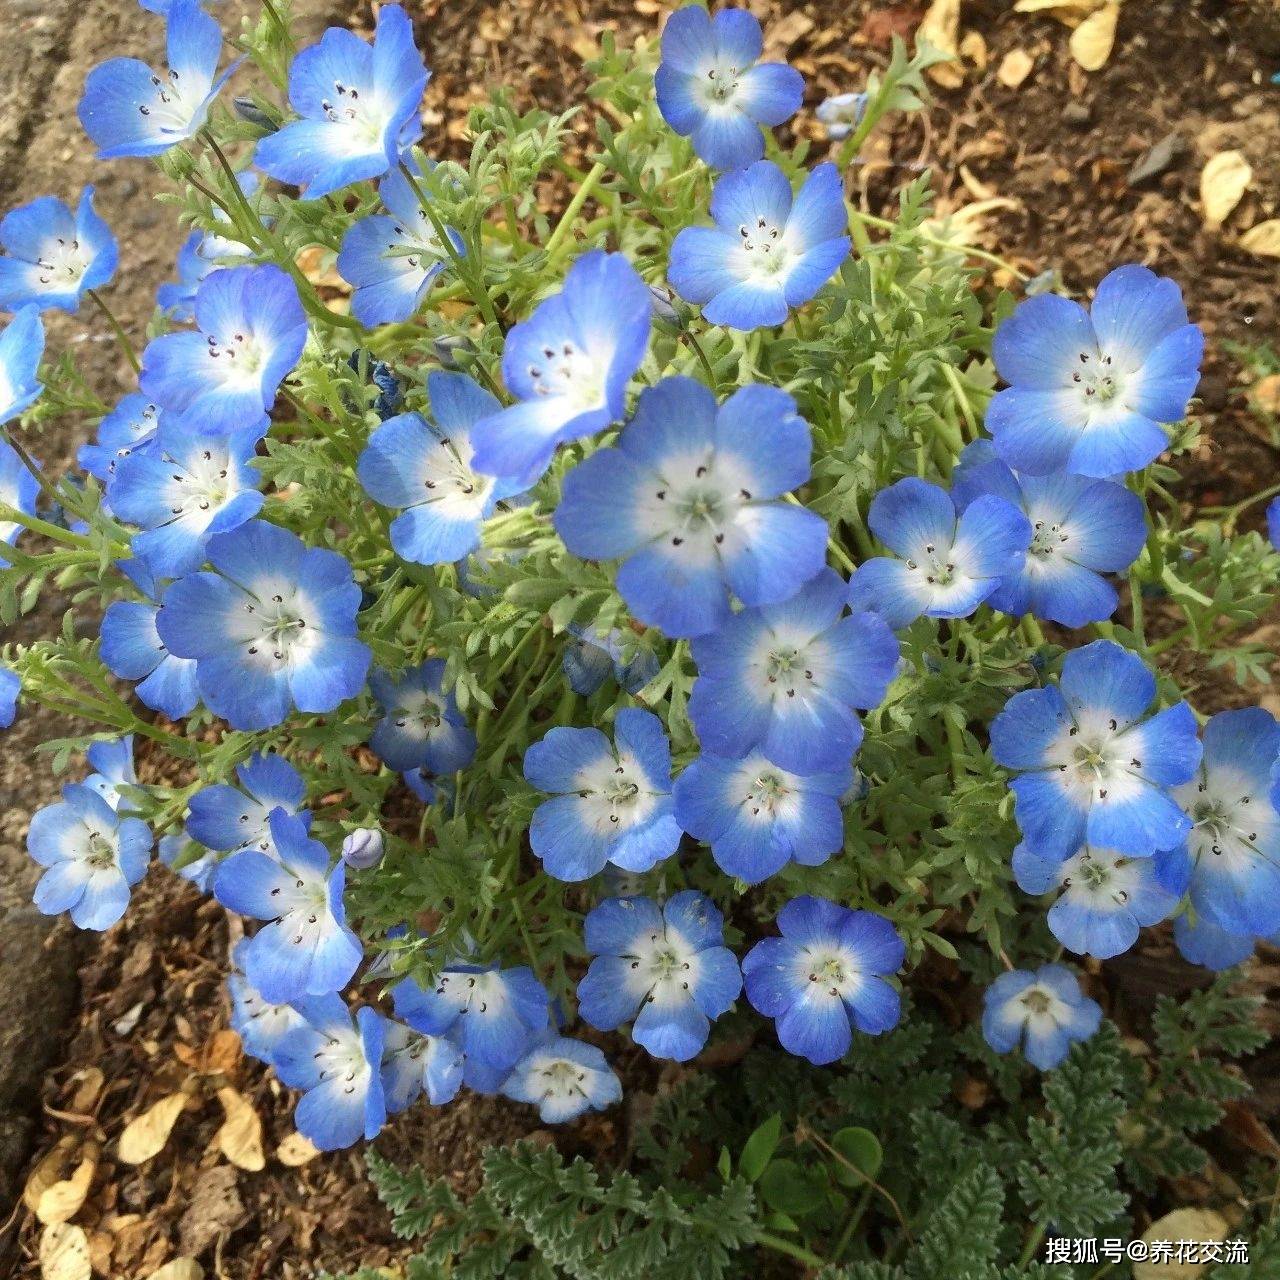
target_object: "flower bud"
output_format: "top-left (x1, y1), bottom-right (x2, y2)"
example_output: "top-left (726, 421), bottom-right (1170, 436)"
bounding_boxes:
top-left (342, 827), bottom-right (384, 870)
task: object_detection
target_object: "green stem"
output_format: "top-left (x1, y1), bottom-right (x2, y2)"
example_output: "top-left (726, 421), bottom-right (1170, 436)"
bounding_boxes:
top-left (87, 289), bottom-right (140, 374)
top-left (260, 0), bottom-right (294, 52)
top-left (847, 207), bottom-right (1027, 281)
top-left (753, 1231), bottom-right (827, 1271)
top-left (545, 161), bottom-right (607, 260)
top-left (831, 1183), bottom-right (874, 1262)
top-left (1016, 1217), bottom-right (1050, 1269)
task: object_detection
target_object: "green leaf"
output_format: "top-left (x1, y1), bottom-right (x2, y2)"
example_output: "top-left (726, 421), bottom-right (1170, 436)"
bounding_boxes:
top-left (830, 1128), bottom-right (883, 1187)
top-left (738, 1113), bottom-right (781, 1183)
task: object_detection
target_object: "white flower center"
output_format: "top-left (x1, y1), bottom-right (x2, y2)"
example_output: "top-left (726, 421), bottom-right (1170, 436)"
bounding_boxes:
top-left (138, 68), bottom-right (203, 135)
top-left (35, 236), bottom-right (90, 288)
top-left (1072, 348), bottom-right (1125, 407)
top-left (525, 338), bottom-right (603, 410)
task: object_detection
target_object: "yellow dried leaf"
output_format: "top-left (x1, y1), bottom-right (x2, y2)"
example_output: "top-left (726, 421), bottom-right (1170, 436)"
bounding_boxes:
top-left (23, 1137), bottom-right (77, 1214)
top-left (1201, 151), bottom-right (1252, 229)
top-left (117, 1093), bottom-right (188, 1166)
top-left (959, 29), bottom-right (988, 71)
top-left (276, 1132), bottom-right (320, 1167)
top-left (1070, 2), bottom-right (1119, 70)
top-left (1014, 0), bottom-right (1103, 24)
top-left (1133, 1208), bottom-right (1228, 1280)
top-left (36, 1147), bottom-right (98, 1225)
top-left (1240, 219), bottom-right (1280, 258)
top-left (996, 49), bottom-right (1035, 88)
top-left (147, 1260), bottom-right (205, 1280)
top-left (1251, 374), bottom-right (1280, 415)
top-left (39, 1223), bottom-right (92, 1280)
top-left (919, 0), bottom-right (965, 86)
top-left (215, 1088), bottom-right (265, 1172)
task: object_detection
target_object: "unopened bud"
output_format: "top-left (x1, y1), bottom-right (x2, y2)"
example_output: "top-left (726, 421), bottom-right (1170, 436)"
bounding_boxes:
top-left (342, 827), bottom-right (384, 870)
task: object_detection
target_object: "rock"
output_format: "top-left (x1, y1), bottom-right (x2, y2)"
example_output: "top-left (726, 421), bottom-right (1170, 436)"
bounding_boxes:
top-left (1127, 132), bottom-right (1186, 186)
top-left (1063, 102), bottom-right (1092, 128)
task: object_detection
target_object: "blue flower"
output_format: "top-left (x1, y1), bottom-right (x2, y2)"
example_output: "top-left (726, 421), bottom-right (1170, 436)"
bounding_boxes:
top-left (391, 963), bottom-right (550, 1074)
top-left (742, 896), bottom-right (904, 1065)
top-left (987, 265), bottom-right (1203, 477)
top-left (369, 659), bottom-right (477, 773)
top-left (0, 306), bottom-right (45, 427)
top-left (378, 1018), bottom-right (466, 1112)
top-left (577, 892), bottom-right (741, 1062)
top-left (159, 833), bottom-right (217, 892)
top-left (402, 766), bottom-right (446, 805)
top-left (255, 4), bottom-right (428, 200)
top-left (272, 995), bottom-right (387, 1149)
top-left (83, 735), bottom-right (140, 811)
top-left (157, 173), bottom-right (259, 320)
top-left (337, 167), bottom-right (463, 326)
top-left (524, 708), bottom-right (683, 882)
top-left (1012, 843), bottom-right (1185, 959)
top-left (186, 750), bottom-right (309, 858)
top-left (341, 828), bottom-right (384, 870)
top-left (100, 558), bottom-right (201, 720)
top-left (469, 251), bottom-right (652, 485)
top-left (227, 938), bottom-right (308, 1063)
top-left (950, 440), bottom-right (1146, 627)
top-left (358, 372), bottom-right (528, 565)
top-left (1268, 496), bottom-right (1280, 551)
top-left (815, 92), bottom-right (868, 140)
top-left (0, 189), bottom-right (117, 314)
top-left (1, 438), bottom-right (41, 568)
top-left (990, 640), bottom-right (1202, 862)
top-left (77, 394), bottom-right (163, 485)
top-left (140, 264), bottom-right (308, 435)
top-left (1171, 708), bottom-right (1280, 938)
top-left (157, 520), bottom-right (371, 730)
top-left (28, 783), bottom-right (152, 930)
top-left (981, 964), bottom-right (1102, 1070)
top-left (562, 624), bottom-right (660, 697)
top-left (502, 1034), bottom-right (622, 1123)
top-left (110, 418), bottom-right (265, 577)
top-left (668, 161), bottom-right (850, 331)
top-left (213, 808), bottom-right (362, 1003)
top-left (1172, 915), bottom-right (1257, 972)
top-left (675, 752), bottom-right (850, 884)
top-left (847, 477), bottom-right (1032, 630)
top-left (0, 664), bottom-right (18, 728)
top-left (78, 0), bottom-right (240, 159)
top-left (555, 377), bottom-right (828, 638)
top-left (654, 5), bottom-right (803, 170)
top-left (688, 567), bottom-right (898, 774)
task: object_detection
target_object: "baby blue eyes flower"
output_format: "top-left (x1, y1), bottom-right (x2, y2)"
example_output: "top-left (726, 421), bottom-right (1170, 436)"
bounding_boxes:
top-left (156, 172), bottom-right (258, 320)
top-left (742, 895), bottom-right (904, 1065)
top-left (28, 783), bottom-right (152, 930)
top-left (272, 995), bottom-right (387, 1150)
top-left (655, 5), bottom-right (803, 171)
top-left (110, 418), bottom-right (266, 577)
top-left (1012, 843), bottom-right (1184, 959)
top-left (1268, 496), bottom-right (1280, 551)
top-left (1, 436), bottom-right (41, 568)
top-left (470, 251), bottom-right (652, 486)
top-left (227, 938), bottom-right (308, 1064)
top-left (337, 167), bottom-right (464, 326)
top-left (815, 92), bottom-right (868, 140)
top-left (186, 750), bottom-right (309, 859)
top-left (0, 188), bottom-right (117, 314)
top-left (524, 708), bottom-right (683, 882)
top-left (847, 477), bottom-right (1032, 630)
top-left (502, 1034), bottom-right (622, 1123)
top-left (577, 892), bottom-right (742, 1062)
top-left (689, 567), bottom-right (899, 774)
top-left (668, 161), bottom-right (850, 331)
top-left (987, 264), bottom-right (1203, 478)
top-left (562, 624), bottom-right (659, 698)
top-left (0, 306), bottom-right (46, 428)
top-left (989, 639), bottom-right (1202, 863)
top-left (1173, 915), bottom-right (1259, 972)
top-left (77, 394), bottom-right (162, 484)
top-left (140, 264), bottom-right (308, 436)
top-left (213, 808), bottom-right (362, 1003)
top-left (341, 827), bottom-right (384, 871)
top-left (255, 4), bottom-right (428, 200)
top-left (369, 658), bottom-right (477, 774)
top-left (358, 371), bottom-right (528, 566)
top-left (378, 1019), bottom-right (465, 1112)
top-left (554, 376), bottom-right (828, 639)
top-left (83, 735), bottom-right (140, 811)
top-left (78, 0), bottom-right (241, 159)
top-left (981, 964), bottom-right (1101, 1071)
top-left (157, 520), bottom-right (371, 730)
top-left (0, 664), bottom-right (18, 729)
top-left (950, 440), bottom-right (1146, 628)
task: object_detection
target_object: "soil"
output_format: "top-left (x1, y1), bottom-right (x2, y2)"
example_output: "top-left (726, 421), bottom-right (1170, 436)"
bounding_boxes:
top-left (4, 0), bottom-right (1280, 1276)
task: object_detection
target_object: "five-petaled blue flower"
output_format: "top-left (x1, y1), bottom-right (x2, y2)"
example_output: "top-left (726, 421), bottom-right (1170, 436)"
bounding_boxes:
top-left (655, 5), bottom-right (803, 170)
top-left (578, 892), bottom-right (742, 1062)
top-left (0, 664), bottom-right (19, 729)
top-left (369, 659), bottom-right (477, 774)
top-left (255, 4), bottom-right (428, 200)
top-left (524, 708), bottom-right (683, 882)
top-left (379, 1018), bottom-right (467, 1112)
top-left (950, 440), bottom-right (1146, 627)
top-left (689, 567), bottom-right (898, 774)
top-left (982, 963), bottom-right (1101, 1070)
top-left (140, 264), bottom-right (308, 435)
top-left (668, 161), bottom-right (850, 331)
top-left (227, 938), bottom-right (308, 1064)
top-left (78, 0), bottom-right (241, 159)
top-left (337, 166), bottom-right (464, 326)
top-left (157, 172), bottom-right (258, 320)
top-left (28, 783), bottom-right (152, 930)
top-left (987, 265), bottom-right (1203, 477)
top-left (1173, 915), bottom-right (1262, 972)
top-left (562, 623), bottom-right (660, 698)
top-left (213, 808), bottom-right (362, 1003)
top-left (77, 394), bottom-right (163, 486)
top-left (110, 417), bottom-right (265, 577)
top-left (469, 251), bottom-right (652, 485)
top-left (0, 306), bottom-right (45, 428)
top-left (157, 520), bottom-right (370, 730)
top-left (815, 92), bottom-right (867, 141)
top-left (502, 1033), bottom-right (623, 1123)
top-left (990, 640), bottom-right (1201, 863)
top-left (358, 372), bottom-right (528, 565)
top-left (1, 438), bottom-right (41, 568)
top-left (555, 376), bottom-right (828, 638)
top-left (742, 896), bottom-right (904, 1065)
top-left (0, 188), bottom-right (117, 314)
top-left (272, 995), bottom-right (387, 1150)
top-left (186, 750), bottom-right (310, 859)
top-left (847, 476), bottom-right (1032, 630)
top-left (83, 735), bottom-right (140, 811)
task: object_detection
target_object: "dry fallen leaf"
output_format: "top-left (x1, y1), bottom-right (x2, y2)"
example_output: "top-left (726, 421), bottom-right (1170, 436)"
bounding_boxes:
top-left (1251, 374), bottom-right (1280, 415)
top-left (1134, 1208), bottom-right (1228, 1280)
top-left (147, 1260), bottom-right (205, 1280)
top-left (215, 1088), bottom-right (265, 1172)
top-left (36, 1146), bottom-right (99, 1225)
top-left (117, 1092), bottom-right (189, 1165)
top-left (996, 48), bottom-right (1035, 88)
top-left (1240, 219), bottom-right (1280, 258)
top-left (39, 1223), bottom-right (92, 1280)
top-left (1200, 151), bottom-right (1252, 230)
top-left (919, 0), bottom-right (965, 88)
top-left (276, 1132), bottom-right (320, 1167)
top-left (959, 29), bottom-right (988, 71)
top-left (23, 1137), bottom-right (77, 1215)
top-left (1013, 0), bottom-right (1102, 13)
top-left (1070, 1), bottom-right (1120, 70)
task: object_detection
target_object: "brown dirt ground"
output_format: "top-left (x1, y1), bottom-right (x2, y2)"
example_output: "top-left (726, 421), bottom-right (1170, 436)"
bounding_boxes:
top-left (6, 1), bottom-right (1280, 1277)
